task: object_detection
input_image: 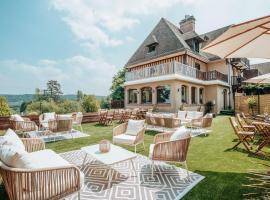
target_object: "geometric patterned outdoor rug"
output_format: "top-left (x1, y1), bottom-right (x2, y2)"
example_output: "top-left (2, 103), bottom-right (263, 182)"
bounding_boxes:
top-left (60, 150), bottom-right (204, 200)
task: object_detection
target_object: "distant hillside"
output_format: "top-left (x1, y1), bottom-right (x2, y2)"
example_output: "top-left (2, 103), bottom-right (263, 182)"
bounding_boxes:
top-left (0, 94), bottom-right (105, 112)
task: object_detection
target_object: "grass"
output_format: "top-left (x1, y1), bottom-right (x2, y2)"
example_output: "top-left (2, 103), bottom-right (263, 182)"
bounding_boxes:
top-left (0, 116), bottom-right (269, 199)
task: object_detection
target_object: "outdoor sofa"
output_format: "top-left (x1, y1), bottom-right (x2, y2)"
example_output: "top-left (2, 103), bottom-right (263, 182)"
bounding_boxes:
top-left (0, 129), bottom-right (84, 200)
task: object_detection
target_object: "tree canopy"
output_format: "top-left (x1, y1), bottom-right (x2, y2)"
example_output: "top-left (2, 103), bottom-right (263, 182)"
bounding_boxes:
top-left (110, 68), bottom-right (126, 100)
top-left (46, 80), bottom-right (63, 102)
top-left (0, 96), bottom-right (11, 117)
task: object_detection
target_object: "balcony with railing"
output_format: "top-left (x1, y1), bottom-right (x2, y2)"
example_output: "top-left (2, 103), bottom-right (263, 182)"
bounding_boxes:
top-left (125, 61), bottom-right (228, 83)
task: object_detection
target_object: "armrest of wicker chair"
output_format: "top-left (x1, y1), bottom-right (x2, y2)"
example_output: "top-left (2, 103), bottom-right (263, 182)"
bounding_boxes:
top-left (21, 138), bottom-right (45, 152)
top-left (0, 164), bottom-right (81, 200)
top-left (113, 123), bottom-right (128, 136)
top-left (134, 128), bottom-right (145, 144)
top-left (153, 132), bottom-right (173, 144)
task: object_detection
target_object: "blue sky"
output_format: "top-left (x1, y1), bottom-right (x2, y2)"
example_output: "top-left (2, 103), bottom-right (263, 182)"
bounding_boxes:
top-left (0, 0), bottom-right (269, 95)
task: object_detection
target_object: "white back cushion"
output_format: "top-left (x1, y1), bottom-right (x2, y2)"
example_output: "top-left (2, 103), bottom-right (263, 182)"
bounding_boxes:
top-left (0, 145), bottom-right (27, 167)
top-left (170, 126), bottom-right (191, 141)
top-left (0, 129), bottom-right (25, 151)
top-left (163, 113), bottom-right (175, 118)
top-left (43, 112), bottom-right (55, 121)
top-left (178, 111), bottom-right (187, 120)
top-left (57, 114), bottom-right (72, 120)
top-left (11, 114), bottom-right (24, 122)
top-left (186, 111), bottom-right (197, 119)
top-left (125, 120), bottom-right (145, 136)
top-left (195, 112), bottom-right (203, 119)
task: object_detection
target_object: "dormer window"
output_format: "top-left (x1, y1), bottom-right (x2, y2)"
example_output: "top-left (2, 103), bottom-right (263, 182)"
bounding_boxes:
top-left (148, 43), bottom-right (157, 53)
top-left (194, 41), bottom-right (200, 53)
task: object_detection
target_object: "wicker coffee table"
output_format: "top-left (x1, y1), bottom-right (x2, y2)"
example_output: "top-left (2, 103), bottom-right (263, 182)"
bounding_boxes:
top-left (81, 144), bottom-right (137, 187)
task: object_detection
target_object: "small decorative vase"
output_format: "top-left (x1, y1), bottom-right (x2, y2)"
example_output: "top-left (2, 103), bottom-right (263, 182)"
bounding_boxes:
top-left (99, 140), bottom-right (110, 153)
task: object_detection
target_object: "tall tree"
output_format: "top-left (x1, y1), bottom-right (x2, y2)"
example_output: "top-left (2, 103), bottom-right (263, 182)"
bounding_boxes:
top-left (77, 90), bottom-right (84, 101)
top-left (0, 96), bottom-right (11, 116)
top-left (46, 80), bottom-right (63, 102)
top-left (110, 68), bottom-right (126, 100)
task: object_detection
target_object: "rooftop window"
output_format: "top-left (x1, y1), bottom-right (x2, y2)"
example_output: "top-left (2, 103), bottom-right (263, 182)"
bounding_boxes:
top-left (147, 43), bottom-right (157, 53)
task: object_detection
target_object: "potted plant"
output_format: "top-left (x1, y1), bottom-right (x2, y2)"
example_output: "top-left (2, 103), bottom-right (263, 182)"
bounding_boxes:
top-left (245, 96), bottom-right (257, 117)
top-left (204, 101), bottom-right (214, 115)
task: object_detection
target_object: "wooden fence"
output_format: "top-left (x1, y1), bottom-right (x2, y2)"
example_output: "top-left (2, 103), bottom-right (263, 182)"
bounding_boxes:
top-left (235, 94), bottom-right (270, 115)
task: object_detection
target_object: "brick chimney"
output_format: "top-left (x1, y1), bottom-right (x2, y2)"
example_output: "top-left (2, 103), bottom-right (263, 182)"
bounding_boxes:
top-left (179, 15), bottom-right (196, 33)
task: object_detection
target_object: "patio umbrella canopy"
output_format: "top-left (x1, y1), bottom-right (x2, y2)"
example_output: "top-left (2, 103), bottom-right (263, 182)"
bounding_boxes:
top-left (202, 15), bottom-right (270, 59)
top-left (244, 73), bottom-right (270, 84)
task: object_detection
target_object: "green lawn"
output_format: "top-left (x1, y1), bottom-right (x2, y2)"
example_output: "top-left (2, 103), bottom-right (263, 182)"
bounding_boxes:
top-left (1, 116), bottom-right (269, 199)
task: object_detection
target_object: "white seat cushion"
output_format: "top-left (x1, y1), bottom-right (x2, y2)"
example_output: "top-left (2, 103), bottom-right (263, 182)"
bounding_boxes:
top-left (28, 149), bottom-right (84, 186)
top-left (149, 144), bottom-right (155, 159)
top-left (178, 111), bottom-right (187, 120)
top-left (170, 126), bottom-right (191, 141)
top-left (11, 114), bottom-right (24, 122)
top-left (195, 112), bottom-right (203, 119)
top-left (125, 120), bottom-right (145, 136)
top-left (113, 134), bottom-right (136, 145)
top-left (57, 114), bottom-right (72, 120)
top-left (186, 111), bottom-right (197, 120)
top-left (163, 113), bottom-right (175, 118)
top-left (43, 112), bottom-right (56, 121)
top-left (0, 129), bottom-right (25, 151)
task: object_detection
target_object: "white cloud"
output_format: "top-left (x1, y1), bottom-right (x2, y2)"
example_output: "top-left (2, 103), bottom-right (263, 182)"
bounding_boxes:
top-left (0, 56), bottom-right (117, 95)
top-left (50, 0), bottom-right (189, 49)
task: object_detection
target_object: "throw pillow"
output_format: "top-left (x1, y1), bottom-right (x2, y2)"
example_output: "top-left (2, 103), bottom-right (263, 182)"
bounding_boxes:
top-left (170, 126), bottom-right (191, 141)
top-left (0, 129), bottom-right (25, 151)
top-left (125, 120), bottom-right (145, 136)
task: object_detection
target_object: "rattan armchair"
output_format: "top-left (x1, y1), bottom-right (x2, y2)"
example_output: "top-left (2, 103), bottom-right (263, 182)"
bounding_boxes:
top-left (149, 132), bottom-right (191, 178)
top-left (0, 138), bottom-right (82, 200)
top-left (10, 117), bottom-right (37, 134)
top-left (191, 114), bottom-right (213, 136)
top-left (113, 122), bottom-right (146, 153)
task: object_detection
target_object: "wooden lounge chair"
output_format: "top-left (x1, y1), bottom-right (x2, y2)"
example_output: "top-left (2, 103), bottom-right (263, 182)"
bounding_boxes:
top-left (113, 120), bottom-right (145, 153)
top-left (0, 136), bottom-right (83, 200)
top-left (236, 113), bottom-right (256, 132)
top-left (229, 117), bottom-right (254, 152)
top-left (98, 110), bottom-right (108, 125)
top-left (252, 122), bottom-right (270, 153)
top-left (10, 115), bottom-right (38, 134)
top-left (149, 131), bottom-right (191, 178)
top-left (119, 110), bottom-right (132, 123)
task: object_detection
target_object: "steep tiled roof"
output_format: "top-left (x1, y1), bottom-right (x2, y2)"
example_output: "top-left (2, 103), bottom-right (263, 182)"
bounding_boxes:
top-left (125, 18), bottom-right (232, 66)
top-left (125, 18), bottom-right (189, 67)
top-left (199, 26), bottom-right (231, 61)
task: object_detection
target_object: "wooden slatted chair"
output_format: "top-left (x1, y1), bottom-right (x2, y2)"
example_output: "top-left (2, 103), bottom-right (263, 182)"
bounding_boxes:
top-left (252, 122), bottom-right (270, 153)
top-left (98, 110), bottom-right (108, 125)
top-left (229, 117), bottom-right (254, 152)
top-left (236, 113), bottom-right (256, 132)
